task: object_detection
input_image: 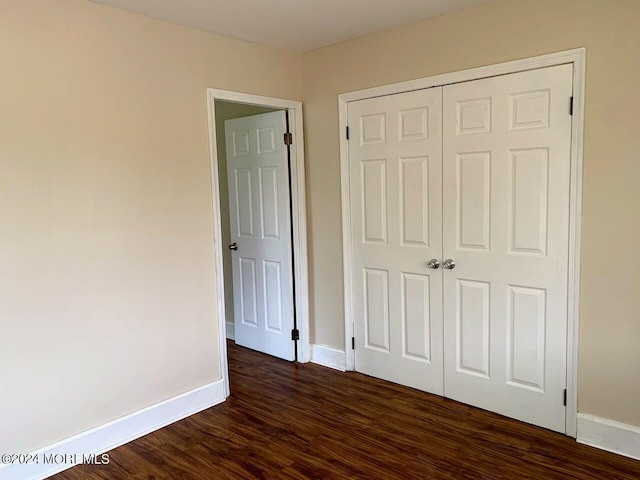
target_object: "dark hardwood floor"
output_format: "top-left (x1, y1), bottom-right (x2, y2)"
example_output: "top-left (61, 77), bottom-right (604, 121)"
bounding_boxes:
top-left (54, 341), bottom-right (640, 479)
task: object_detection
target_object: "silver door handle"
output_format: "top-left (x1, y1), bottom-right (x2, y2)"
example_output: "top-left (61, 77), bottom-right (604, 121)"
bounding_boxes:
top-left (443, 259), bottom-right (456, 270)
top-left (228, 243), bottom-right (238, 251)
top-left (427, 259), bottom-right (440, 269)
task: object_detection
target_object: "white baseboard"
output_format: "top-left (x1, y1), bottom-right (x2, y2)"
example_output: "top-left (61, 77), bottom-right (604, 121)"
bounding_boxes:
top-left (577, 413), bottom-right (640, 460)
top-left (310, 344), bottom-right (346, 372)
top-left (226, 321), bottom-right (235, 341)
top-left (1, 380), bottom-right (226, 480)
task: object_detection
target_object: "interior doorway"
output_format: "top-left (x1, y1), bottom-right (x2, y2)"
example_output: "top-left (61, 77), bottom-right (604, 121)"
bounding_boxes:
top-left (207, 90), bottom-right (310, 398)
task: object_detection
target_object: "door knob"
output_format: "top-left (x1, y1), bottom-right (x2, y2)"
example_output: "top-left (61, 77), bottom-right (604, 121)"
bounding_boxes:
top-left (443, 259), bottom-right (456, 270)
top-left (228, 243), bottom-right (238, 251)
top-left (427, 259), bottom-right (440, 269)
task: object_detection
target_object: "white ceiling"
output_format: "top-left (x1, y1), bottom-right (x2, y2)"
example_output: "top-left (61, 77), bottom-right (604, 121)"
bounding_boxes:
top-left (89, 0), bottom-right (490, 52)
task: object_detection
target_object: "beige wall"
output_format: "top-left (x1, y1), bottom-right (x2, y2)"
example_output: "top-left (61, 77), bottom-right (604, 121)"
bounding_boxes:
top-left (301, 0), bottom-right (640, 426)
top-left (0, 0), bottom-right (300, 454)
top-left (214, 101), bottom-right (278, 327)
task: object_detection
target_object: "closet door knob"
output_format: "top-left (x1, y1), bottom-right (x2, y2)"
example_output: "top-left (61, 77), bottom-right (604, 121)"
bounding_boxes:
top-left (427, 259), bottom-right (440, 269)
top-left (443, 259), bottom-right (456, 270)
top-left (228, 243), bottom-right (238, 251)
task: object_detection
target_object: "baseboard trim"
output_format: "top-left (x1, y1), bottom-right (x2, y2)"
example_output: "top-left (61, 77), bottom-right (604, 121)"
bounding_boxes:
top-left (1, 380), bottom-right (226, 480)
top-left (310, 344), bottom-right (346, 372)
top-left (577, 413), bottom-right (640, 460)
top-left (226, 321), bottom-right (235, 341)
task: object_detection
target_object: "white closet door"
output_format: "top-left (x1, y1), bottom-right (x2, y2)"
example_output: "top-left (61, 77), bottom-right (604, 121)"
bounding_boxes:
top-left (442, 64), bottom-right (573, 432)
top-left (225, 111), bottom-right (295, 361)
top-left (349, 88), bottom-right (444, 394)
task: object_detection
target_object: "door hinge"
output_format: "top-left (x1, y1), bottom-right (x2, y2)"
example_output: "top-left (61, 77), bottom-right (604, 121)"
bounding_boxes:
top-left (351, 336), bottom-right (355, 350)
top-left (569, 97), bottom-right (574, 116)
top-left (563, 388), bottom-right (567, 406)
top-left (291, 328), bottom-right (299, 341)
top-left (284, 132), bottom-right (293, 145)
top-left (346, 126), bottom-right (350, 140)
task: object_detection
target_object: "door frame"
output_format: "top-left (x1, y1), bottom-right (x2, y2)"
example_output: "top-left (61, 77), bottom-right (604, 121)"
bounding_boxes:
top-left (338, 48), bottom-right (586, 437)
top-left (207, 89), bottom-right (310, 398)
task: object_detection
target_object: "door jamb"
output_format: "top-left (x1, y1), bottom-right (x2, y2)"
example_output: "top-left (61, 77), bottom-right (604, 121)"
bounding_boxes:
top-left (207, 89), bottom-right (310, 398)
top-left (338, 48), bottom-right (586, 437)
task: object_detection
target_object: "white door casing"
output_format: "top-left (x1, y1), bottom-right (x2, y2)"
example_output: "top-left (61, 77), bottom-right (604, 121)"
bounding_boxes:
top-left (348, 88), bottom-right (444, 394)
top-left (225, 111), bottom-right (295, 361)
top-left (340, 49), bottom-right (585, 436)
top-left (442, 64), bottom-right (574, 432)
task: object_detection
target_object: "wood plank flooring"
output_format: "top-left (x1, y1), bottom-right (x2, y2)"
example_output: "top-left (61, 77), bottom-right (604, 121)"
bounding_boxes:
top-left (54, 341), bottom-right (640, 479)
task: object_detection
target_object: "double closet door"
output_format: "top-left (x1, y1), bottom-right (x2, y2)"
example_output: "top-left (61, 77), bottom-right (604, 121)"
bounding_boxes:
top-left (348, 64), bottom-right (573, 432)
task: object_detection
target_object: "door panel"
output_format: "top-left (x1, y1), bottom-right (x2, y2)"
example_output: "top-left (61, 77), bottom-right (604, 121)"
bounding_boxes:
top-left (349, 88), bottom-right (444, 395)
top-left (239, 257), bottom-right (258, 326)
top-left (364, 268), bottom-right (390, 351)
top-left (402, 272), bottom-right (431, 361)
top-left (259, 166), bottom-right (280, 239)
top-left (507, 285), bottom-right (546, 391)
top-left (456, 279), bottom-right (491, 378)
top-left (235, 168), bottom-right (254, 237)
top-left (225, 111), bottom-right (295, 361)
top-left (509, 148), bottom-right (549, 255)
top-left (400, 156), bottom-right (430, 246)
top-left (263, 260), bottom-right (283, 332)
top-left (457, 151), bottom-right (491, 251)
top-left (361, 159), bottom-right (388, 244)
top-left (442, 64), bottom-right (573, 432)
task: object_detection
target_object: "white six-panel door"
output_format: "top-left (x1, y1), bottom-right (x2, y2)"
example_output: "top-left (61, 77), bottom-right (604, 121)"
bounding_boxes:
top-left (225, 111), bottom-right (295, 361)
top-left (442, 64), bottom-right (573, 432)
top-left (349, 88), bottom-right (444, 394)
top-left (347, 64), bottom-right (573, 431)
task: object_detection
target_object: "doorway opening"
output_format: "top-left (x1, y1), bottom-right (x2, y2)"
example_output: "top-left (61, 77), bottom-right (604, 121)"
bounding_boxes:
top-left (207, 90), bottom-right (310, 398)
